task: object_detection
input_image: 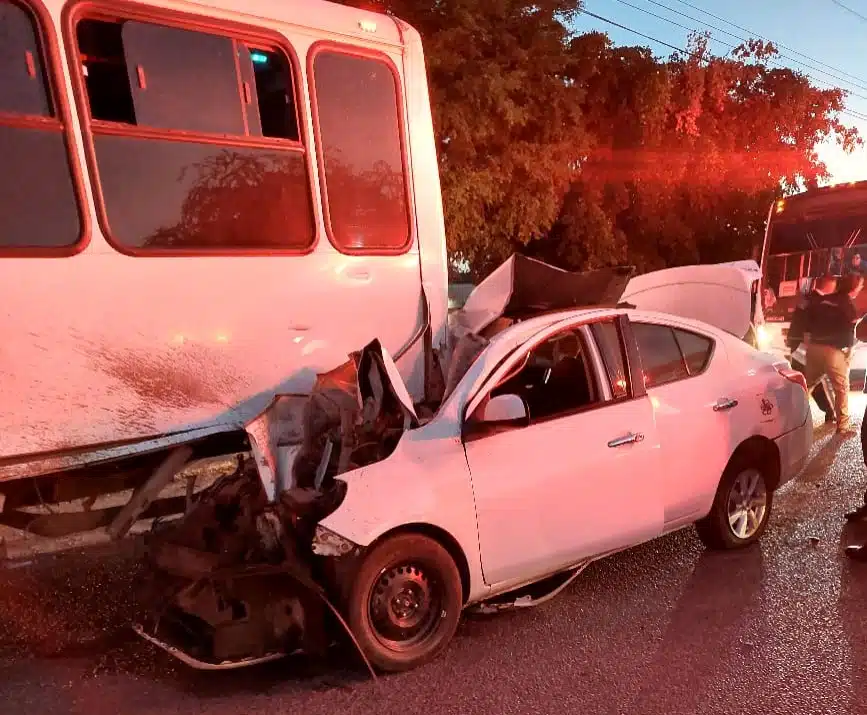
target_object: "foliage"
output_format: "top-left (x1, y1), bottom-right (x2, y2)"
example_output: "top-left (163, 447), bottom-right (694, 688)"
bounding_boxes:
top-left (338, 3), bottom-right (861, 278)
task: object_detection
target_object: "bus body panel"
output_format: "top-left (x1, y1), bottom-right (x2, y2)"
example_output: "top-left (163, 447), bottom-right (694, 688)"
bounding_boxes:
top-left (0, 0), bottom-right (448, 478)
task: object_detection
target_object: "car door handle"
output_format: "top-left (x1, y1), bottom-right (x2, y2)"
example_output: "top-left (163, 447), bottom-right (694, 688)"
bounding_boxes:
top-left (713, 398), bottom-right (739, 412)
top-left (608, 432), bottom-right (645, 448)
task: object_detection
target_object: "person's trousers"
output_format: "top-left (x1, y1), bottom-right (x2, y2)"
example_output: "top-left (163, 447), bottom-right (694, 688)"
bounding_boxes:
top-left (792, 357), bottom-right (835, 418)
top-left (805, 343), bottom-right (852, 428)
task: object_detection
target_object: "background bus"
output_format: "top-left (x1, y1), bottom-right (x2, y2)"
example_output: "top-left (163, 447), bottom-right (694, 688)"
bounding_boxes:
top-left (758, 180), bottom-right (867, 387)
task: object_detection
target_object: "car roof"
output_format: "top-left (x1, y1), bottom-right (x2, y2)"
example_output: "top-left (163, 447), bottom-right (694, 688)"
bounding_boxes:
top-left (484, 306), bottom-right (731, 350)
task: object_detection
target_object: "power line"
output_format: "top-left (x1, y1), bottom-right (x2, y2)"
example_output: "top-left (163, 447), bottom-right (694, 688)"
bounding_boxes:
top-left (580, 8), bottom-right (690, 55)
top-left (670, 0), bottom-right (867, 87)
top-left (576, 9), bottom-right (867, 124)
top-left (605, 0), bottom-right (867, 102)
top-left (632, 0), bottom-right (867, 92)
top-left (830, 0), bottom-right (867, 23)
top-left (600, 0), bottom-right (867, 117)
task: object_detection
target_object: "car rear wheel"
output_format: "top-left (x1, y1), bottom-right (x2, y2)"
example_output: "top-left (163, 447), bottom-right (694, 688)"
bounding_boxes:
top-left (696, 457), bottom-right (773, 550)
top-left (345, 533), bottom-right (463, 673)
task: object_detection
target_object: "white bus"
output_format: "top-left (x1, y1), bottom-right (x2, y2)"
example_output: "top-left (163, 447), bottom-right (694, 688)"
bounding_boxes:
top-left (757, 181), bottom-right (867, 385)
top-left (0, 0), bottom-right (447, 506)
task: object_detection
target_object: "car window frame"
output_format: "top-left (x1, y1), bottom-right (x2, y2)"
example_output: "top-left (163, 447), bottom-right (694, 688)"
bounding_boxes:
top-left (672, 326), bottom-right (716, 377)
top-left (463, 315), bottom-right (645, 438)
top-left (631, 320), bottom-right (717, 389)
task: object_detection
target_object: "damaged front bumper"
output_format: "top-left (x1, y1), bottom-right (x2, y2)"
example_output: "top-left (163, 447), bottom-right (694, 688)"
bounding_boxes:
top-left (133, 340), bottom-right (411, 675)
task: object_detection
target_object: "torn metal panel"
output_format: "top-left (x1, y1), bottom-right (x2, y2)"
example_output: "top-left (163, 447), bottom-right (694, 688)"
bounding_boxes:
top-left (291, 339), bottom-right (417, 490)
top-left (135, 447), bottom-right (365, 673)
top-left (133, 624), bottom-right (290, 671)
top-left (455, 255), bottom-right (635, 337)
top-left (134, 341), bottom-right (420, 674)
top-left (244, 395), bottom-right (307, 503)
top-left (469, 562), bottom-right (591, 615)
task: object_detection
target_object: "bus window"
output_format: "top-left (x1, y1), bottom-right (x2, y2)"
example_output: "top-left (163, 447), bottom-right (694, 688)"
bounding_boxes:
top-left (312, 48), bottom-right (410, 253)
top-left (74, 15), bottom-right (313, 253)
top-left (760, 187), bottom-right (867, 320)
top-left (0, 0), bottom-right (82, 251)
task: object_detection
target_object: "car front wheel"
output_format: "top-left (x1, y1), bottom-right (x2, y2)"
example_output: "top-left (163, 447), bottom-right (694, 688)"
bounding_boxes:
top-left (345, 533), bottom-right (463, 673)
top-left (696, 457), bottom-right (773, 550)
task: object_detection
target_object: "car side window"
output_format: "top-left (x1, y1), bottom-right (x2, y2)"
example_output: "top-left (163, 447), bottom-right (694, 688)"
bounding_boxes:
top-left (633, 322), bottom-right (715, 388)
top-left (632, 322), bottom-right (689, 388)
top-left (590, 320), bottom-right (629, 399)
top-left (673, 328), bottom-right (714, 375)
top-left (491, 328), bottom-right (600, 423)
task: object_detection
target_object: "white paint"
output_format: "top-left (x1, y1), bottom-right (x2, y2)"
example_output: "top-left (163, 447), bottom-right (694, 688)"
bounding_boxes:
top-left (621, 261), bottom-right (761, 339)
top-left (319, 307), bottom-right (813, 605)
top-left (2, 0), bottom-right (448, 479)
top-left (477, 394), bottom-right (526, 423)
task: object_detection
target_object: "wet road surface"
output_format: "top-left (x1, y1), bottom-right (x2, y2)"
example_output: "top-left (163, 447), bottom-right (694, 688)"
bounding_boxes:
top-left (3, 405), bottom-right (867, 715)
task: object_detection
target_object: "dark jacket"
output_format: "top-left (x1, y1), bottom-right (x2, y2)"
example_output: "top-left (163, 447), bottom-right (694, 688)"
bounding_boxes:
top-left (809, 293), bottom-right (858, 350)
top-left (786, 293), bottom-right (815, 351)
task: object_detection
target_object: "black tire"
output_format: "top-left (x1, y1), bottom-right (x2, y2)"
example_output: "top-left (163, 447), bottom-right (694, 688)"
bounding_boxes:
top-left (696, 454), bottom-right (774, 550)
top-left (345, 533), bottom-right (462, 673)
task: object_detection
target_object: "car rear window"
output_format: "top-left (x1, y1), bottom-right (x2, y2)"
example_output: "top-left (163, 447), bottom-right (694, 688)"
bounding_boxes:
top-left (673, 329), bottom-right (714, 375)
top-left (632, 323), bottom-right (689, 388)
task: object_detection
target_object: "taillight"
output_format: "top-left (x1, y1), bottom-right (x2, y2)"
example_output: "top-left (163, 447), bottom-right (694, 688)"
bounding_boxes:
top-left (775, 364), bottom-right (808, 392)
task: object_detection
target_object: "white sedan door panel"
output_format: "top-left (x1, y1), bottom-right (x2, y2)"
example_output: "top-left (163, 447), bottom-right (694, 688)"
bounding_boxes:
top-left (464, 398), bottom-right (663, 587)
top-left (628, 320), bottom-right (737, 525)
top-left (462, 318), bottom-right (665, 589)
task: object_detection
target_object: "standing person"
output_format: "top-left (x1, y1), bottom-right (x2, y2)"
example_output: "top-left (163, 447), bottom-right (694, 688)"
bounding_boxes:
top-left (787, 277), bottom-right (836, 423)
top-left (804, 273), bottom-right (864, 436)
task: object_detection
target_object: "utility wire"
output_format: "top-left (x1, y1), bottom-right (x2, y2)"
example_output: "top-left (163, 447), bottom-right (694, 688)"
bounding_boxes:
top-left (633, 0), bottom-right (867, 92)
top-left (669, 0), bottom-right (867, 86)
top-left (599, 0), bottom-right (867, 115)
top-left (577, 8), bottom-right (867, 124)
top-left (830, 0), bottom-right (867, 24)
top-left (604, 0), bottom-right (867, 104)
top-left (580, 8), bottom-right (688, 54)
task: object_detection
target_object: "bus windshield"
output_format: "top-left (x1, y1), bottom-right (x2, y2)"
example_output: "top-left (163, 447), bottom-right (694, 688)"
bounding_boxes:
top-left (762, 185), bottom-right (867, 320)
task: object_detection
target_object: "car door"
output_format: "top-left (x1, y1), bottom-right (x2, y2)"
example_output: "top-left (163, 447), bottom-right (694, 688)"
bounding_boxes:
top-left (628, 319), bottom-right (735, 525)
top-left (462, 315), bottom-right (665, 589)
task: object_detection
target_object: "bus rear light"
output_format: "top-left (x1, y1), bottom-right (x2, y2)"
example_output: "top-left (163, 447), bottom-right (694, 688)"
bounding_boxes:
top-left (775, 364), bottom-right (808, 392)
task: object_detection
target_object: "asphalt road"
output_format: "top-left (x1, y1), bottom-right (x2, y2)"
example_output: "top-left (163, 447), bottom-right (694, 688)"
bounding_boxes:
top-left (3, 401), bottom-right (867, 715)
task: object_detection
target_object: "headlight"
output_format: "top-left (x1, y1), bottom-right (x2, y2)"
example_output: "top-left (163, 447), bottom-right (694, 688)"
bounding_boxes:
top-left (755, 324), bottom-right (772, 352)
top-left (311, 524), bottom-right (359, 557)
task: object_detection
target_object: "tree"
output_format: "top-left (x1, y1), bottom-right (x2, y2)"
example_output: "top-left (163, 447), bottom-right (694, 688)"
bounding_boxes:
top-left (343, 0), bottom-right (589, 278)
top-left (533, 33), bottom-right (861, 273)
top-left (335, 3), bottom-right (861, 277)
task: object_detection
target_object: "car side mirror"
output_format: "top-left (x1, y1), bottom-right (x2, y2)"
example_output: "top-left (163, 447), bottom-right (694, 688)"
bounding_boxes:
top-left (477, 394), bottom-right (528, 425)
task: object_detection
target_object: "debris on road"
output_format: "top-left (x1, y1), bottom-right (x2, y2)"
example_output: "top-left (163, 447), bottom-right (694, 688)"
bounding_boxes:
top-left (133, 338), bottom-right (421, 674)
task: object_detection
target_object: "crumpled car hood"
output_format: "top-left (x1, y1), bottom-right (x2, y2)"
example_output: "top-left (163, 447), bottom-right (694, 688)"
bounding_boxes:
top-left (453, 255), bottom-right (636, 337)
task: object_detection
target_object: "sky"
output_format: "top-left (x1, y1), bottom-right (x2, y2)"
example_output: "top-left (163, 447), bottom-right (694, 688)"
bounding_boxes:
top-left (574, 0), bottom-right (867, 184)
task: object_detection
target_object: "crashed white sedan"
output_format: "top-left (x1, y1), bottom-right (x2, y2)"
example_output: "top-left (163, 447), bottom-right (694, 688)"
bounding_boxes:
top-left (313, 304), bottom-right (812, 672)
top-left (134, 257), bottom-right (812, 675)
